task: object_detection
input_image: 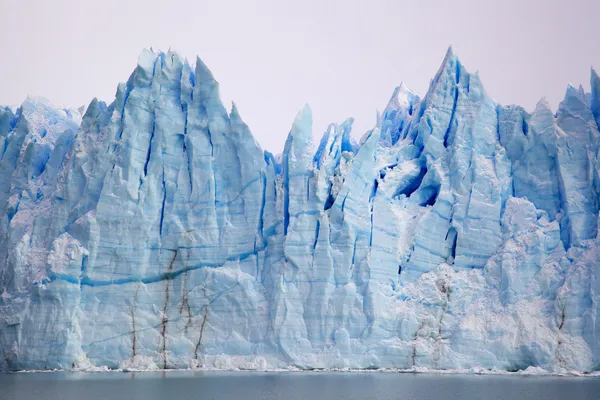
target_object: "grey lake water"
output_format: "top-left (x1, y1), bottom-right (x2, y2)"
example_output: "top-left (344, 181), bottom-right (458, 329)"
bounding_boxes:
top-left (1, 371), bottom-right (599, 400)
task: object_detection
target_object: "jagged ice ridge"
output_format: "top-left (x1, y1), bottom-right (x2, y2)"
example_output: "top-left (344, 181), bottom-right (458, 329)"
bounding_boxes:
top-left (1, 48), bottom-right (600, 372)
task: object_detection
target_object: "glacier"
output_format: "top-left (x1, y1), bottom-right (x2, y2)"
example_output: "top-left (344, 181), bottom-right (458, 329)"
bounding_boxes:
top-left (1, 47), bottom-right (600, 373)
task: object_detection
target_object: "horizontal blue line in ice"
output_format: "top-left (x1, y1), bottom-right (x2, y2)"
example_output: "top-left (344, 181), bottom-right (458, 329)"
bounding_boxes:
top-left (43, 248), bottom-right (263, 287)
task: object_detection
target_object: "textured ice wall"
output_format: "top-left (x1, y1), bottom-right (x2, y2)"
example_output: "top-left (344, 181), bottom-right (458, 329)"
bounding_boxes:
top-left (1, 48), bottom-right (600, 372)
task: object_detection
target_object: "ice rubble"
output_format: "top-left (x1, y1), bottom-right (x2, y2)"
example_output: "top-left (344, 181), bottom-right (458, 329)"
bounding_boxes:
top-left (0, 48), bottom-right (599, 373)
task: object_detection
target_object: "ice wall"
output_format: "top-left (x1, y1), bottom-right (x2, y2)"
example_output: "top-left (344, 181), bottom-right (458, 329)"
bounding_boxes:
top-left (1, 48), bottom-right (599, 372)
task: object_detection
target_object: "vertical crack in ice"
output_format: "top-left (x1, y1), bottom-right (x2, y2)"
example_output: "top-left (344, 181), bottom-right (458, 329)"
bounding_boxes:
top-left (521, 113), bottom-right (529, 137)
top-left (455, 58), bottom-right (461, 85)
top-left (445, 227), bottom-right (457, 264)
top-left (160, 249), bottom-right (177, 369)
top-left (462, 153), bottom-right (476, 225)
top-left (7, 195), bottom-right (20, 222)
top-left (139, 56), bottom-right (159, 177)
top-left (369, 178), bottom-right (378, 247)
top-left (324, 188), bottom-right (335, 211)
top-left (554, 305), bottom-right (567, 368)
top-left (116, 79), bottom-right (134, 142)
top-left (194, 300), bottom-right (209, 361)
top-left (350, 237), bottom-right (358, 269)
top-left (340, 192), bottom-right (349, 212)
top-left (206, 125), bottom-right (216, 233)
top-left (179, 268), bottom-right (192, 334)
top-left (312, 219), bottom-right (320, 254)
top-left (257, 171), bottom-right (267, 241)
top-left (443, 86), bottom-right (459, 148)
top-left (495, 105), bottom-right (502, 146)
top-left (78, 255), bottom-right (88, 293)
top-left (554, 154), bottom-right (571, 249)
top-left (143, 116), bottom-right (156, 177)
top-left (558, 306), bottom-right (566, 331)
top-left (411, 321), bottom-right (425, 367)
top-left (369, 208), bottom-right (375, 247)
top-left (182, 105), bottom-right (193, 197)
top-left (0, 136), bottom-right (9, 160)
top-left (130, 308), bottom-right (137, 357)
top-left (434, 278), bottom-right (451, 367)
top-left (129, 284), bottom-right (140, 358)
top-left (283, 137), bottom-right (292, 236)
top-left (159, 167), bottom-right (167, 236)
top-left (180, 60), bottom-right (195, 198)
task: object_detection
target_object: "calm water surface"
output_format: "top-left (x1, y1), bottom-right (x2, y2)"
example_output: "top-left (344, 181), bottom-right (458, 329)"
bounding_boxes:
top-left (1, 371), bottom-right (599, 400)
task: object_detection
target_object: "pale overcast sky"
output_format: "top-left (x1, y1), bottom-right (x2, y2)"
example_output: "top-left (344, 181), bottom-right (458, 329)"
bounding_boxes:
top-left (1, 0), bottom-right (599, 152)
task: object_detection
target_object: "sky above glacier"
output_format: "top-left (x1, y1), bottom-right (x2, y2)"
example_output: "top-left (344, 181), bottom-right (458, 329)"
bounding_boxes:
top-left (1, 0), bottom-right (599, 152)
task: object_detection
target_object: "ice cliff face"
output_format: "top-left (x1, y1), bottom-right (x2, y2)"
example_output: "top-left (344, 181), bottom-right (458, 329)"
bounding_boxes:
top-left (1, 48), bottom-right (600, 372)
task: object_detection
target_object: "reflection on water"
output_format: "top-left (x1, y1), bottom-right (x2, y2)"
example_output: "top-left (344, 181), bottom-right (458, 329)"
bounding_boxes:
top-left (1, 371), bottom-right (599, 400)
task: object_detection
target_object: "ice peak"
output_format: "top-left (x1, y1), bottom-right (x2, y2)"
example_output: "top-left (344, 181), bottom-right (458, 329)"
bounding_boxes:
top-left (194, 55), bottom-right (216, 85)
top-left (535, 96), bottom-right (552, 111)
top-left (340, 117), bottom-right (354, 131)
top-left (591, 67), bottom-right (600, 125)
top-left (437, 45), bottom-right (461, 75)
top-left (443, 45), bottom-right (456, 62)
top-left (388, 82), bottom-right (416, 110)
top-left (592, 68), bottom-right (600, 98)
top-left (338, 118), bottom-right (355, 152)
top-left (591, 68), bottom-right (599, 93)
top-left (562, 82), bottom-right (588, 107)
top-left (294, 104), bottom-right (312, 130)
top-left (82, 98), bottom-right (106, 120)
top-left (425, 45), bottom-right (469, 103)
top-left (230, 101), bottom-right (241, 121)
top-left (137, 48), bottom-right (157, 73)
top-left (287, 104), bottom-right (313, 145)
top-left (282, 103), bottom-right (314, 170)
